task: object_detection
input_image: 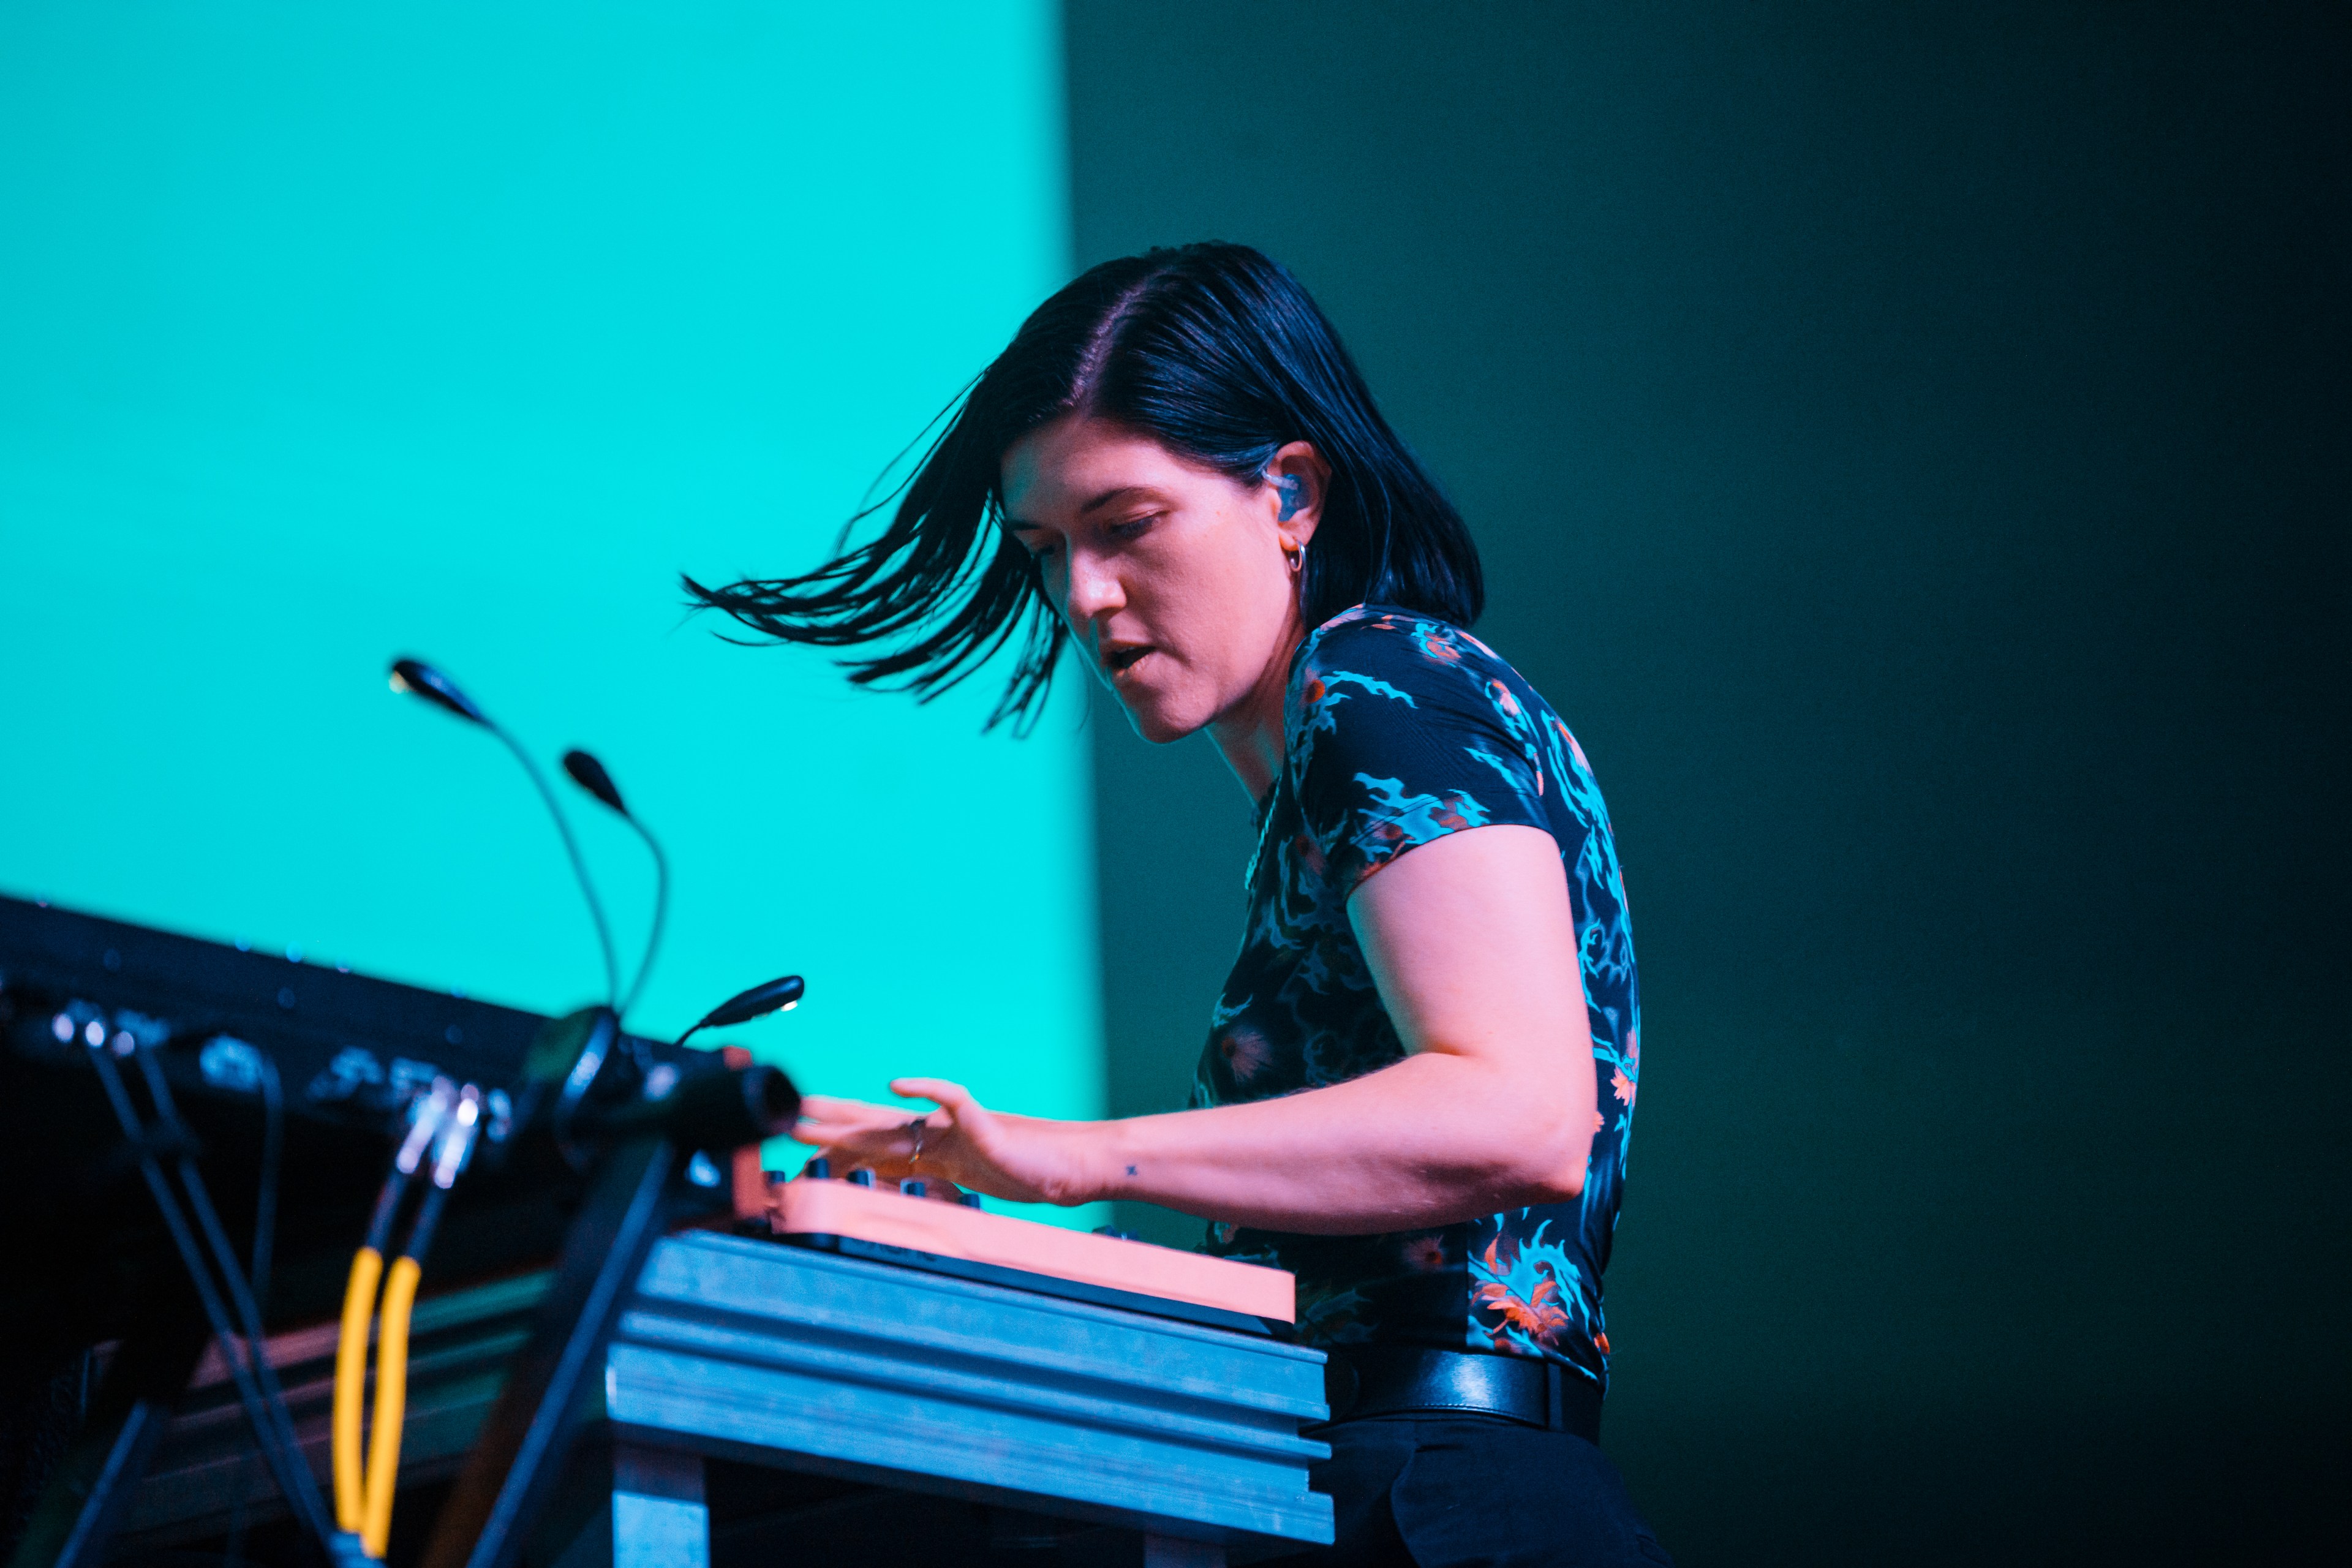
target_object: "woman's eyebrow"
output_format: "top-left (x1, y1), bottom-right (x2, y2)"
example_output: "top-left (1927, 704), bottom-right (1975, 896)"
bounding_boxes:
top-left (1079, 484), bottom-right (1160, 515)
top-left (1005, 484), bottom-right (1163, 532)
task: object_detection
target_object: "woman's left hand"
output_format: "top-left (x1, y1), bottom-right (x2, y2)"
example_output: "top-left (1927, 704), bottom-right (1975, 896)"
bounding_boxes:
top-left (790, 1078), bottom-right (1102, 1207)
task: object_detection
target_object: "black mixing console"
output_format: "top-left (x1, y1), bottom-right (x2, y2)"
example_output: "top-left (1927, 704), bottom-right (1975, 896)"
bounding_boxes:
top-left (0, 893), bottom-right (554, 1120)
top-left (0, 892), bottom-right (718, 1377)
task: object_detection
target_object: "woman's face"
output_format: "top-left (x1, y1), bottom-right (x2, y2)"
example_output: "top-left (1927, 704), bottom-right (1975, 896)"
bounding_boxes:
top-left (1001, 415), bottom-right (1322, 744)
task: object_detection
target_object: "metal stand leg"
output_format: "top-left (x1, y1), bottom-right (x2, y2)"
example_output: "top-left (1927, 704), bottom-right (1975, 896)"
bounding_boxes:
top-left (7, 1332), bottom-right (205, 1568)
top-left (420, 1134), bottom-right (684, 1568)
top-left (609, 1447), bottom-right (704, 1568)
top-left (537, 1442), bottom-right (704, 1568)
top-left (38, 1400), bottom-right (170, 1568)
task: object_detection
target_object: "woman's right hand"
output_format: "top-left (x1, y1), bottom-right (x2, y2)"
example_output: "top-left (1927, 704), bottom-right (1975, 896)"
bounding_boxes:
top-left (790, 1079), bottom-right (1108, 1207)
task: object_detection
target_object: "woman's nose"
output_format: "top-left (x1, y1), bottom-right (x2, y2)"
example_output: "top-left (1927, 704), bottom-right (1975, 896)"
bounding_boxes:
top-left (1063, 547), bottom-right (1124, 623)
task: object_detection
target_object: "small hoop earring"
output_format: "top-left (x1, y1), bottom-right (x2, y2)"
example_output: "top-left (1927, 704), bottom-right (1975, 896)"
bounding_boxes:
top-left (1285, 543), bottom-right (1305, 574)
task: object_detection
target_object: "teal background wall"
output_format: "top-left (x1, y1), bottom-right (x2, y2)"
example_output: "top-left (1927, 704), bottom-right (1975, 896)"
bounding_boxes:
top-left (0, 1), bottom-right (1104, 1223)
top-left (1066, 1), bottom-right (2347, 1561)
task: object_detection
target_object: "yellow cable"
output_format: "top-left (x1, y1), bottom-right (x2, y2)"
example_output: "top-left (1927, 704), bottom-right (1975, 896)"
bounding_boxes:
top-left (333, 1246), bottom-right (385, 1534)
top-left (360, 1254), bottom-right (423, 1559)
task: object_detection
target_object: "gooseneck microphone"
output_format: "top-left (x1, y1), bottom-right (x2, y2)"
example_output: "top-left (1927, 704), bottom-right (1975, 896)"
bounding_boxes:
top-left (560, 748), bottom-right (669, 1019)
top-left (388, 658), bottom-right (622, 1009)
top-left (674, 973), bottom-right (804, 1049)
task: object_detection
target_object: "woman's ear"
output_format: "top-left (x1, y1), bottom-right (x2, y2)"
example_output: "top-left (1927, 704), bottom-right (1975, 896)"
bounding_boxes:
top-left (1264, 440), bottom-right (1331, 551)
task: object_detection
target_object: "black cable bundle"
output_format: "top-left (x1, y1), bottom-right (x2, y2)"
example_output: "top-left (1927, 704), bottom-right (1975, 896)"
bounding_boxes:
top-left (84, 1037), bottom-right (336, 1556)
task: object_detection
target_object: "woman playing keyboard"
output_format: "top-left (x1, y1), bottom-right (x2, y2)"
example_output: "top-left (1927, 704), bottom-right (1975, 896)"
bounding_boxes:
top-left (690, 243), bottom-right (1670, 1568)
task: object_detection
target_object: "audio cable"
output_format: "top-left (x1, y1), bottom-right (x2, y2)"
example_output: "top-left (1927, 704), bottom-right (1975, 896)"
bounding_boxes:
top-left (364, 1083), bottom-right (478, 1556)
top-left (333, 1080), bottom-right (482, 1559)
top-left (333, 1083), bottom-right (453, 1536)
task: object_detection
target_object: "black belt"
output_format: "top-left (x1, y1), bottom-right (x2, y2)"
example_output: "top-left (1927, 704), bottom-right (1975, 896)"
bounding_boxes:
top-left (1319, 1346), bottom-right (1602, 1444)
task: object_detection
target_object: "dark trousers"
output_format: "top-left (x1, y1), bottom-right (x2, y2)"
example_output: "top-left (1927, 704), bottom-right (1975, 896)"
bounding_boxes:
top-left (1261, 1414), bottom-right (1673, 1567)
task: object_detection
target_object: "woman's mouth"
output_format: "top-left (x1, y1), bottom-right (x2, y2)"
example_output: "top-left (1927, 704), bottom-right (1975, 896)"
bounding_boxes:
top-left (1102, 643), bottom-right (1153, 679)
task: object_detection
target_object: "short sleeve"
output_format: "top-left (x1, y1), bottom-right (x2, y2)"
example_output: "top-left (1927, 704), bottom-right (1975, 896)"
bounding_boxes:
top-left (1287, 611), bottom-right (1555, 893)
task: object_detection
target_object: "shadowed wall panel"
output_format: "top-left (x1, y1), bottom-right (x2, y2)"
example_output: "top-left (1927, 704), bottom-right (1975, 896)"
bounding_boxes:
top-left (1066, 2), bottom-right (2348, 1560)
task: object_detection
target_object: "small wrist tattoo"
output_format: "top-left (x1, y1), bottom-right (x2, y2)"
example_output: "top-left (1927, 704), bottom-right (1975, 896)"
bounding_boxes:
top-left (1125, 1164), bottom-right (1137, 1177)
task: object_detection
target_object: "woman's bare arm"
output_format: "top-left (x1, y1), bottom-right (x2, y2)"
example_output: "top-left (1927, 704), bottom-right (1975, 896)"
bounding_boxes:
top-left (793, 823), bottom-right (1600, 1233)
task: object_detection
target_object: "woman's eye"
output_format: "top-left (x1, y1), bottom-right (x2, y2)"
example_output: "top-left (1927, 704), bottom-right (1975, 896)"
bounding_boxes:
top-left (1105, 514), bottom-right (1156, 541)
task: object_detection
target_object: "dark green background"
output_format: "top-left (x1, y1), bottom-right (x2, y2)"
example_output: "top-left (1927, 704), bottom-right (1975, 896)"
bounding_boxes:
top-left (1066, 3), bottom-right (2348, 1561)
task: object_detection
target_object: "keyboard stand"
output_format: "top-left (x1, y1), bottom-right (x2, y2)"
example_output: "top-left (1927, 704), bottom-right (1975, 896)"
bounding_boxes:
top-left (105, 1234), bottom-right (1333, 1564)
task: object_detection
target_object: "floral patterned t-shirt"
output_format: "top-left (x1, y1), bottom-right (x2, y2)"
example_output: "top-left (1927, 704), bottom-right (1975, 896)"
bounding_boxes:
top-left (1193, 605), bottom-right (1642, 1390)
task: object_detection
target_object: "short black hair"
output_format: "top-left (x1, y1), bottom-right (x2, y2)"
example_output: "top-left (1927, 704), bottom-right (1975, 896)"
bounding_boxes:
top-left (685, 242), bottom-right (1483, 729)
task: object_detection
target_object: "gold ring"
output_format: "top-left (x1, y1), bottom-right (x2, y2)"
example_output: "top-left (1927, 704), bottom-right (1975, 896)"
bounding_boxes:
top-left (904, 1118), bottom-right (925, 1165)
